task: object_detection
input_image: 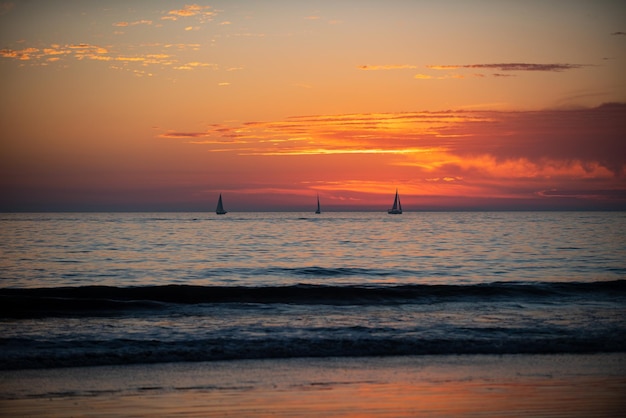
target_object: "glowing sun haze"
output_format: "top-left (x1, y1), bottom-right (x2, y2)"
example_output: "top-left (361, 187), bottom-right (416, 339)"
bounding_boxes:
top-left (1, 0), bottom-right (625, 211)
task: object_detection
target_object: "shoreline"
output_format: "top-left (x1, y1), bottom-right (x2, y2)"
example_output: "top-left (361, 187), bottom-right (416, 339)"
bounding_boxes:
top-left (2, 353), bottom-right (625, 417)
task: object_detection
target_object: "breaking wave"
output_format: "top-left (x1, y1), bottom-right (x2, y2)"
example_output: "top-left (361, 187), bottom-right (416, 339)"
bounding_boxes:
top-left (2, 280), bottom-right (624, 317)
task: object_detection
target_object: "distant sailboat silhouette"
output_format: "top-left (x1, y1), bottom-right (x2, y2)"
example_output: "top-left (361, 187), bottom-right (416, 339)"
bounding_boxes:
top-left (215, 193), bottom-right (227, 215)
top-left (387, 189), bottom-right (402, 214)
top-left (315, 194), bottom-right (321, 214)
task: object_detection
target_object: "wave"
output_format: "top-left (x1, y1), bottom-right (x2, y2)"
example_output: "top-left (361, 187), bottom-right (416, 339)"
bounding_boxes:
top-left (1, 280), bottom-right (624, 317)
top-left (3, 331), bottom-right (625, 371)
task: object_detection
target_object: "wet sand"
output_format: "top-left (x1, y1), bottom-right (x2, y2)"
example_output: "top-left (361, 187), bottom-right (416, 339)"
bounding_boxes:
top-left (2, 354), bottom-right (625, 417)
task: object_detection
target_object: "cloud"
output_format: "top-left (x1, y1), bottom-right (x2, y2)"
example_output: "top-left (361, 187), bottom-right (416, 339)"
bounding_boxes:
top-left (538, 189), bottom-right (626, 200)
top-left (113, 20), bottom-right (152, 27)
top-left (0, 42), bottom-right (218, 73)
top-left (428, 63), bottom-right (585, 72)
top-left (358, 64), bottom-right (418, 70)
top-left (164, 4), bottom-right (215, 20)
top-left (160, 104), bottom-right (626, 181)
top-left (0, 47), bottom-right (40, 60)
top-left (427, 65), bottom-right (461, 70)
top-left (433, 102), bottom-right (626, 176)
top-left (161, 132), bottom-right (209, 139)
top-left (611, 31), bottom-right (626, 36)
top-left (415, 63), bottom-right (584, 81)
top-left (173, 61), bottom-right (218, 70)
top-left (1, 44), bottom-right (105, 62)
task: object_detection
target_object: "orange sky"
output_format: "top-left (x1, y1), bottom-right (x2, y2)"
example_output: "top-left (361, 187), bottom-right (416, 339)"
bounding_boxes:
top-left (1, 1), bottom-right (625, 211)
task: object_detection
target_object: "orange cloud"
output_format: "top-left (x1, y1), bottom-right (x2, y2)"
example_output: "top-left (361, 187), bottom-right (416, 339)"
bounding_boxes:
top-left (0, 42), bottom-right (212, 72)
top-left (165, 4), bottom-right (215, 20)
top-left (158, 106), bottom-right (625, 177)
top-left (0, 47), bottom-right (39, 60)
top-left (113, 20), bottom-right (152, 27)
top-left (158, 104), bottom-right (625, 207)
top-left (173, 61), bottom-right (218, 70)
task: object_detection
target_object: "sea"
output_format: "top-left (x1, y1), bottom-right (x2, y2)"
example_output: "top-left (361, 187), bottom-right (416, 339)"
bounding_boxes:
top-left (1, 211), bottom-right (625, 371)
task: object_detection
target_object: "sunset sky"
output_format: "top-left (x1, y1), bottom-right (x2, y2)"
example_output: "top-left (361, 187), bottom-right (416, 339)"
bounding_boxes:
top-left (1, 0), bottom-right (625, 211)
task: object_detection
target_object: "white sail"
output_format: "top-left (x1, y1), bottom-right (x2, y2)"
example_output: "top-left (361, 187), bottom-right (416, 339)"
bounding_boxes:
top-left (216, 194), bottom-right (227, 215)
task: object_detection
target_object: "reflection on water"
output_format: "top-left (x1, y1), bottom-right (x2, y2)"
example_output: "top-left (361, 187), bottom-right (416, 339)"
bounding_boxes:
top-left (1, 354), bottom-right (625, 417)
top-left (1, 212), bottom-right (625, 288)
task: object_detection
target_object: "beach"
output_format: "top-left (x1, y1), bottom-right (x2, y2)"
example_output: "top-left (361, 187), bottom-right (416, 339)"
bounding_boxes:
top-left (2, 353), bottom-right (625, 417)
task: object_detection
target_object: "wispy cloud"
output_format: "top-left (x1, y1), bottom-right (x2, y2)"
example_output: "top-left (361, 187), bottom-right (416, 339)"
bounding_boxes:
top-left (0, 42), bottom-right (219, 74)
top-left (160, 104), bottom-right (626, 183)
top-left (113, 20), bottom-right (153, 27)
top-left (428, 63), bottom-right (585, 72)
top-left (173, 61), bottom-right (218, 70)
top-left (156, 104), bottom-right (626, 206)
top-left (1, 46), bottom-right (42, 60)
top-left (164, 4), bottom-right (215, 21)
top-left (611, 31), bottom-right (626, 36)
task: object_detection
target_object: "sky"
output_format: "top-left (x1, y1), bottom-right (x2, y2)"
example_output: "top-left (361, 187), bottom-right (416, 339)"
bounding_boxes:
top-left (1, 0), bottom-right (625, 211)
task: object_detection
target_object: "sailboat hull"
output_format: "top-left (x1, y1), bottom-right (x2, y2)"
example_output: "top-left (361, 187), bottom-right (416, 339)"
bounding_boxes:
top-left (387, 209), bottom-right (402, 214)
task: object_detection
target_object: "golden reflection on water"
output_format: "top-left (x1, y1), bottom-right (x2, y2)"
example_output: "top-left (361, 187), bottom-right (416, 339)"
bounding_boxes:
top-left (4, 375), bottom-right (624, 417)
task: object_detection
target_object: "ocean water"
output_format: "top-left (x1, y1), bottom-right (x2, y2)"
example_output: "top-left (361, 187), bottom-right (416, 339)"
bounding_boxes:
top-left (1, 211), bottom-right (625, 370)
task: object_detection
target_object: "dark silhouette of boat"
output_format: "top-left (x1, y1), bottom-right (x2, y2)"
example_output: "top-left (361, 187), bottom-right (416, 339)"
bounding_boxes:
top-left (215, 193), bottom-right (227, 215)
top-left (387, 189), bottom-right (402, 214)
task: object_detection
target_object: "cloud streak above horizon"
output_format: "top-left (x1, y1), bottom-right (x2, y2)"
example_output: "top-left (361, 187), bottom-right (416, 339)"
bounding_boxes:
top-left (161, 103), bottom-right (625, 175)
top-left (427, 63), bottom-right (585, 72)
top-left (158, 103), bottom-right (625, 205)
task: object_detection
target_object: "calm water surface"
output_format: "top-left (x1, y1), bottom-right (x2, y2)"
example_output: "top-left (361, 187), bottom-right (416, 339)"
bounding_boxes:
top-left (2, 211), bottom-right (624, 287)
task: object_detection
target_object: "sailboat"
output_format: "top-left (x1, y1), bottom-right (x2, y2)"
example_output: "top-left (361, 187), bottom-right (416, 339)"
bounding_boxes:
top-left (315, 194), bottom-right (321, 214)
top-left (215, 193), bottom-right (227, 215)
top-left (387, 189), bottom-right (402, 214)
